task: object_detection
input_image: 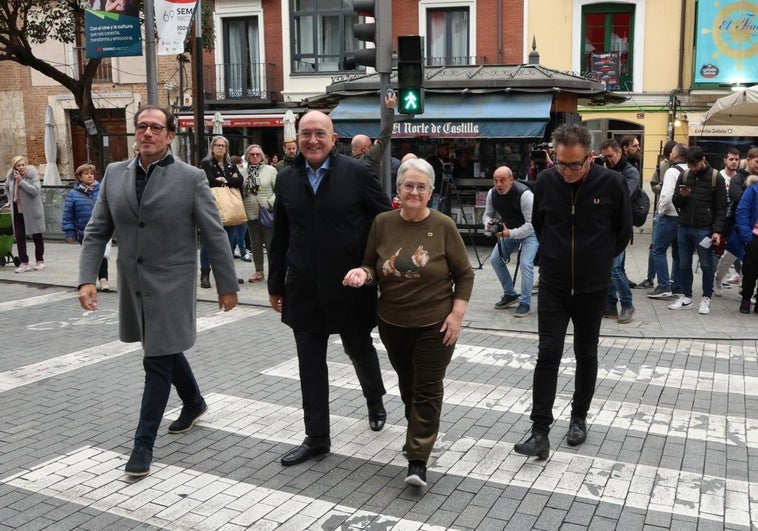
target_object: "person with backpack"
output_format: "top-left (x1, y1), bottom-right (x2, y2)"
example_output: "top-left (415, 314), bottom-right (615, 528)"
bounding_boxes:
top-left (669, 146), bottom-right (727, 314)
top-left (646, 144), bottom-right (687, 299)
top-left (599, 138), bottom-right (640, 324)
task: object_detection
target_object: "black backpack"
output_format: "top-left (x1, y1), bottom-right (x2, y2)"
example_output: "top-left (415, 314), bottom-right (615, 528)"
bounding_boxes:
top-left (631, 186), bottom-right (650, 227)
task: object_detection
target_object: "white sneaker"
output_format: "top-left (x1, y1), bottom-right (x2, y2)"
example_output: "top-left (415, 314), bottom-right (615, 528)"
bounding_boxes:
top-left (14, 263), bottom-right (32, 273)
top-left (727, 273), bottom-right (742, 284)
top-left (698, 296), bottom-right (711, 315)
top-left (33, 261), bottom-right (45, 271)
top-left (713, 283), bottom-right (723, 297)
top-left (233, 249), bottom-right (241, 258)
top-left (668, 296), bottom-right (693, 310)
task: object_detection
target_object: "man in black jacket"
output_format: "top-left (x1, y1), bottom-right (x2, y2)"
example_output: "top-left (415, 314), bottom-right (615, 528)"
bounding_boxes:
top-left (669, 146), bottom-right (727, 315)
top-left (268, 111), bottom-right (392, 466)
top-left (514, 123), bottom-right (632, 459)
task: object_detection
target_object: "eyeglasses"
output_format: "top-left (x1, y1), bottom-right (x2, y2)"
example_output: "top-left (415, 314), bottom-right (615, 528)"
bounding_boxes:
top-left (555, 156), bottom-right (590, 171)
top-left (401, 182), bottom-right (430, 193)
top-left (213, 144), bottom-right (227, 148)
top-left (248, 152), bottom-right (262, 157)
top-left (135, 123), bottom-right (167, 135)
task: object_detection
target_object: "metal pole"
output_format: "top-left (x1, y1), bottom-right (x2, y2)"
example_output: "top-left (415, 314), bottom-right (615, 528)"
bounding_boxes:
top-left (143, 0), bottom-right (159, 105)
top-left (192, 0), bottom-right (205, 166)
top-left (380, 73), bottom-right (392, 195)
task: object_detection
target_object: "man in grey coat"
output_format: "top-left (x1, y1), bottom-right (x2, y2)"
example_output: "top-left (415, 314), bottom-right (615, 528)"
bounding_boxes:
top-left (77, 105), bottom-right (239, 477)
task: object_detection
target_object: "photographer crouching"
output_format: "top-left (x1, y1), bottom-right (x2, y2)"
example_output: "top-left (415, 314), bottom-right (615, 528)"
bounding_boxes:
top-left (484, 166), bottom-right (539, 317)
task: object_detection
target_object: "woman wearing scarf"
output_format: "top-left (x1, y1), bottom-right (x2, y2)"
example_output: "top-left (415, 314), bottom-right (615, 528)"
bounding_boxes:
top-left (4, 155), bottom-right (45, 273)
top-left (241, 144), bottom-right (277, 283)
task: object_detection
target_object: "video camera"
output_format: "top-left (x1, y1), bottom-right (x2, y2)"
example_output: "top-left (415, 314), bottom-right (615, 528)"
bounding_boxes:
top-left (593, 155), bottom-right (609, 166)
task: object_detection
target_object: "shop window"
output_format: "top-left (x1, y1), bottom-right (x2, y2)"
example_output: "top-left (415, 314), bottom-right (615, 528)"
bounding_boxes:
top-left (581, 3), bottom-right (634, 91)
top-left (222, 17), bottom-right (262, 98)
top-left (290, 0), bottom-right (361, 73)
top-left (426, 7), bottom-right (471, 66)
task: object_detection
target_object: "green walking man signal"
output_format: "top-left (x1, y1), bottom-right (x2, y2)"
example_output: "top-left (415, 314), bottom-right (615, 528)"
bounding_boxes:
top-left (397, 35), bottom-right (424, 115)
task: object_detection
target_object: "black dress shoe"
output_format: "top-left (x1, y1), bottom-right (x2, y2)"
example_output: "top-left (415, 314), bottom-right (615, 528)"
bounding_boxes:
top-left (567, 417), bottom-right (587, 446)
top-left (368, 401), bottom-right (386, 431)
top-left (280, 436), bottom-right (330, 466)
top-left (168, 400), bottom-right (208, 434)
top-left (513, 432), bottom-right (550, 460)
top-left (125, 446), bottom-right (152, 477)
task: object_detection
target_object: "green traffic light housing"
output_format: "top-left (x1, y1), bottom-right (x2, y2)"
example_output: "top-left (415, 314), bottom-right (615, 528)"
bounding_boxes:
top-left (398, 87), bottom-right (424, 115)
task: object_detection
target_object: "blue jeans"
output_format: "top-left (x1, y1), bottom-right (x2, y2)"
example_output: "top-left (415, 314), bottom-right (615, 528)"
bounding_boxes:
top-left (652, 215), bottom-right (681, 291)
top-left (646, 215), bottom-right (658, 281)
top-left (677, 225), bottom-right (715, 298)
top-left (607, 251), bottom-right (633, 308)
top-left (490, 233), bottom-right (539, 306)
top-left (232, 223), bottom-right (247, 256)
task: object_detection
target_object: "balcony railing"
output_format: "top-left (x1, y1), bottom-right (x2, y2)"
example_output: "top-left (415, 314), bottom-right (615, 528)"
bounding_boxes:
top-left (425, 56), bottom-right (489, 67)
top-left (203, 62), bottom-right (278, 102)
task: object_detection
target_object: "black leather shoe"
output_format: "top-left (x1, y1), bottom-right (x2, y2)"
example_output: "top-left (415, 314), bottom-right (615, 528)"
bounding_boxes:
top-left (405, 460), bottom-right (427, 487)
top-left (168, 400), bottom-right (208, 434)
top-left (513, 432), bottom-right (550, 459)
top-left (280, 436), bottom-right (331, 466)
top-left (567, 417), bottom-right (587, 446)
top-left (368, 401), bottom-right (386, 431)
top-left (125, 446), bottom-right (152, 477)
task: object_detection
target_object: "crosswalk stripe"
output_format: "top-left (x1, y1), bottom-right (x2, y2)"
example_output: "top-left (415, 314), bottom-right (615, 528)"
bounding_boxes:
top-left (263, 358), bottom-right (758, 449)
top-left (1, 446), bottom-right (453, 531)
top-left (0, 308), bottom-right (264, 393)
top-left (162, 393), bottom-right (754, 527)
top-left (0, 291), bottom-right (76, 313)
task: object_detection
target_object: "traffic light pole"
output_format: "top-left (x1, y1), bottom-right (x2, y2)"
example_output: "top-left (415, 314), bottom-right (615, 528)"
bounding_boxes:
top-left (380, 73), bottom-right (392, 196)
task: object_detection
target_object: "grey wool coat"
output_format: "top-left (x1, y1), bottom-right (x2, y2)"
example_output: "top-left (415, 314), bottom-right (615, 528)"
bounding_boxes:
top-left (77, 155), bottom-right (239, 356)
top-left (4, 165), bottom-right (46, 235)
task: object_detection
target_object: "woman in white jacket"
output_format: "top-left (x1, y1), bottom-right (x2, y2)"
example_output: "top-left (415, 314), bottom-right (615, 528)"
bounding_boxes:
top-left (4, 155), bottom-right (45, 273)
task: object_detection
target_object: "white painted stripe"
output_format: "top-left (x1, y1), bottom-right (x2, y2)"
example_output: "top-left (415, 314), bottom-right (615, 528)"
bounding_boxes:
top-left (166, 393), bottom-right (755, 527)
top-left (0, 308), bottom-right (264, 393)
top-left (0, 291), bottom-right (76, 313)
top-left (1, 446), bottom-right (453, 531)
top-left (263, 359), bottom-right (758, 449)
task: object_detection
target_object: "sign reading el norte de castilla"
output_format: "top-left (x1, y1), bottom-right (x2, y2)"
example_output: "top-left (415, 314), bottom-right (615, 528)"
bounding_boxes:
top-left (695, 0), bottom-right (758, 84)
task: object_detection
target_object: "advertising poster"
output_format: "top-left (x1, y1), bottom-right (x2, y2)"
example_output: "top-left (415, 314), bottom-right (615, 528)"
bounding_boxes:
top-left (695, 0), bottom-right (758, 84)
top-left (590, 51), bottom-right (621, 91)
top-left (85, 0), bottom-right (142, 58)
top-left (155, 0), bottom-right (198, 55)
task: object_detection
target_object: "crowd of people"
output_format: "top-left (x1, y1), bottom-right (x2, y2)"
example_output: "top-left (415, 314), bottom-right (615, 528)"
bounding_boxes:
top-left (4, 104), bottom-right (758, 491)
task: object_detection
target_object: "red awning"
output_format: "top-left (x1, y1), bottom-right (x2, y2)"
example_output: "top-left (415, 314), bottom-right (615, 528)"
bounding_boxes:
top-left (178, 114), bottom-right (285, 128)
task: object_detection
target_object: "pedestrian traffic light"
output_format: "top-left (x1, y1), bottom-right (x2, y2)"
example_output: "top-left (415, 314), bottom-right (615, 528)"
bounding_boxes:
top-left (397, 35), bottom-right (424, 115)
top-left (349, 0), bottom-right (392, 74)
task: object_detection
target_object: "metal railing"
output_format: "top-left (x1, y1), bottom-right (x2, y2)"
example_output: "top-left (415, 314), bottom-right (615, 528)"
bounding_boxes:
top-left (425, 56), bottom-right (488, 67)
top-left (203, 62), bottom-right (277, 101)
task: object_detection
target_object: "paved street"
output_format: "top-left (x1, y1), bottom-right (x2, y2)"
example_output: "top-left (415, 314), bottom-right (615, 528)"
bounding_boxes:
top-left (0, 233), bottom-right (756, 530)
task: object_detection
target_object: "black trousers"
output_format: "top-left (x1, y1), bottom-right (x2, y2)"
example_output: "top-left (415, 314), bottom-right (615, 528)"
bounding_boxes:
top-left (741, 237), bottom-right (758, 303)
top-left (133, 353), bottom-right (204, 450)
top-left (530, 285), bottom-right (606, 435)
top-left (293, 328), bottom-right (386, 438)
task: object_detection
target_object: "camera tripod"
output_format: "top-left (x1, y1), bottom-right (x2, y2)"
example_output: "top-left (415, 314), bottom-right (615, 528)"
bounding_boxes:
top-left (437, 170), bottom-right (483, 269)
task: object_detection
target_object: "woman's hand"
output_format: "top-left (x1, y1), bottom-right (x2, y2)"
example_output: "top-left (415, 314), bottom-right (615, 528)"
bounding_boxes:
top-left (440, 299), bottom-right (467, 346)
top-left (215, 176), bottom-right (227, 184)
top-left (342, 267), bottom-right (369, 288)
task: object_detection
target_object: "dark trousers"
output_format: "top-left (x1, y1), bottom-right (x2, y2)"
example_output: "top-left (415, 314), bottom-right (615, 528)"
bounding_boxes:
top-left (531, 285), bottom-right (606, 435)
top-left (12, 208), bottom-right (44, 264)
top-left (741, 237), bottom-right (758, 303)
top-left (293, 328), bottom-right (386, 438)
top-left (378, 319), bottom-right (454, 463)
top-left (133, 353), bottom-right (204, 450)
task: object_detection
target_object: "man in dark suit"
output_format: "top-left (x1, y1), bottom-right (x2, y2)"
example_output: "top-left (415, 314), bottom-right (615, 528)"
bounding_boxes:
top-left (77, 105), bottom-right (239, 477)
top-left (268, 110), bottom-right (392, 466)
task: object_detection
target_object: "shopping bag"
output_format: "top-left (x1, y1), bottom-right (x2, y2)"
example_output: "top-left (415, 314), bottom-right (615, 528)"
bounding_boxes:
top-left (211, 185), bottom-right (247, 226)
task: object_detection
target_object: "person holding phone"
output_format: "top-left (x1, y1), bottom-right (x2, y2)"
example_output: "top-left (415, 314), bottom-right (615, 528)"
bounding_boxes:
top-left (4, 155), bottom-right (45, 273)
